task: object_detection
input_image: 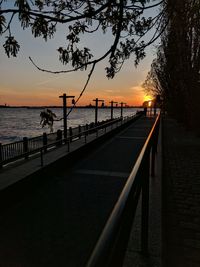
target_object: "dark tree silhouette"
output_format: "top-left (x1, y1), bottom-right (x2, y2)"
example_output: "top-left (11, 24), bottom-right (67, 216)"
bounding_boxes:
top-left (144, 0), bottom-right (200, 133)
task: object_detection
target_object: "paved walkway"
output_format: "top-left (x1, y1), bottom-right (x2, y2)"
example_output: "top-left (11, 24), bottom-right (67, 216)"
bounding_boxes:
top-left (162, 117), bottom-right (200, 267)
top-left (0, 116), bottom-right (156, 267)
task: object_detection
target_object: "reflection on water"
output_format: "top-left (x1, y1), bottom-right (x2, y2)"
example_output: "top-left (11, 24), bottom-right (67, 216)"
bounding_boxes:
top-left (0, 107), bottom-right (142, 144)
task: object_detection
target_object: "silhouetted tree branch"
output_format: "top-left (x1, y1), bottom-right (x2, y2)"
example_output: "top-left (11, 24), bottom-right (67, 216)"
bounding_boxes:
top-left (0, 0), bottom-right (165, 78)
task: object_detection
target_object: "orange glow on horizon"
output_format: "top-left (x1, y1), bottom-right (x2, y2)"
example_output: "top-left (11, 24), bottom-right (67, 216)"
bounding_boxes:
top-left (1, 89), bottom-right (145, 107)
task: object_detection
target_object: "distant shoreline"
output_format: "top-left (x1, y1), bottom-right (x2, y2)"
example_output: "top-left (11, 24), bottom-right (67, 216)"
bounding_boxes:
top-left (0, 105), bottom-right (143, 109)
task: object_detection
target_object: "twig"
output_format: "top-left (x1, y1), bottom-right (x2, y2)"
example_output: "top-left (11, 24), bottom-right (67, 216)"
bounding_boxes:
top-left (66, 62), bottom-right (96, 117)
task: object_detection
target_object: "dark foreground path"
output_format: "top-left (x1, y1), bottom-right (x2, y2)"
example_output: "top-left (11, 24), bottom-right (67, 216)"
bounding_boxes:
top-left (162, 118), bottom-right (200, 267)
top-left (0, 116), bottom-right (156, 267)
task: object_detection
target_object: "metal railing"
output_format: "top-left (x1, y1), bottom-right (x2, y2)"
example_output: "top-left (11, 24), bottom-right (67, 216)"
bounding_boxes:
top-left (86, 113), bottom-right (160, 267)
top-left (0, 113), bottom-right (143, 168)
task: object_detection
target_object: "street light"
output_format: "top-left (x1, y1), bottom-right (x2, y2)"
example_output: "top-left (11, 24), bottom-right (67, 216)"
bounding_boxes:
top-left (120, 102), bottom-right (127, 117)
top-left (109, 101), bottom-right (118, 120)
top-left (59, 93), bottom-right (75, 140)
top-left (93, 98), bottom-right (104, 125)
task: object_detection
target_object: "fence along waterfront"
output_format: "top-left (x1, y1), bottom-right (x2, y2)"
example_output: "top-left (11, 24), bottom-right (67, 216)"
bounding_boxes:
top-left (0, 114), bottom-right (141, 168)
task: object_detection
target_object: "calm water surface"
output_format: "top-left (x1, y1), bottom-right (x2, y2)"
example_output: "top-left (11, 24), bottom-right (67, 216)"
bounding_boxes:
top-left (0, 107), bottom-right (142, 144)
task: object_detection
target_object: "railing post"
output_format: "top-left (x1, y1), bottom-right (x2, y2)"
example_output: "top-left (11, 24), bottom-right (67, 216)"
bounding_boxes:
top-left (40, 148), bottom-right (44, 166)
top-left (43, 132), bottom-right (47, 152)
top-left (69, 127), bottom-right (73, 142)
top-left (23, 137), bottom-right (28, 159)
top-left (78, 125), bottom-right (82, 139)
top-left (0, 143), bottom-right (2, 168)
top-left (56, 129), bottom-right (62, 146)
top-left (67, 140), bottom-right (70, 152)
top-left (141, 152), bottom-right (150, 255)
top-left (86, 124), bottom-right (89, 136)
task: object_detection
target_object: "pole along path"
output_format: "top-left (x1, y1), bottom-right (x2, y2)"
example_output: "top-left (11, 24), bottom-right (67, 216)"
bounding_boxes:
top-left (0, 115), bottom-right (156, 267)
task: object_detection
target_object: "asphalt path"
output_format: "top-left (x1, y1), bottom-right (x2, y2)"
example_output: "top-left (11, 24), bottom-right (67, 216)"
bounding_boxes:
top-left (0, 116), bottom-right (155, 267)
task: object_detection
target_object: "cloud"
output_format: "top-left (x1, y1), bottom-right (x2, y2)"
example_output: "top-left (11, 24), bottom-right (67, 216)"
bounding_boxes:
top-left (103, 89), bottom-right (114, 93)
top-left (130, 82), bottom-right (144, 91)
top-left (36, 76), bottom-right (62, 86)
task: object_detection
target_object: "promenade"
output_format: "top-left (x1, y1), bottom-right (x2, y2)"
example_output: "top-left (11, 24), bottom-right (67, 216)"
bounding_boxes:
top-left (1, 115), bottom-right (199, 267)
top-left (0, 115), bottom-right (156, 267)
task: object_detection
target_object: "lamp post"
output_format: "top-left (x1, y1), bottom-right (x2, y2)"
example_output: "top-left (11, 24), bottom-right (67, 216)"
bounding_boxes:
top-left (59, 93), bottom-right (75, 140)
top-left (109, 101), bottom-right (118, 120)
top-left (120, 102), bottom-right (127, 117)
top-left (93, 98), bottom-right (104, 125)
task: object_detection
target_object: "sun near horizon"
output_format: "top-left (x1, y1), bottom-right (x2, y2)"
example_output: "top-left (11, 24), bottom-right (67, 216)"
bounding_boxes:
top-left (143, 95), bottom-right (153, 102)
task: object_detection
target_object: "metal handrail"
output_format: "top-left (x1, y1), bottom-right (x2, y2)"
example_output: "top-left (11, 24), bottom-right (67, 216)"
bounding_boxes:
top-left (86, 113), bottom-right (160, 267)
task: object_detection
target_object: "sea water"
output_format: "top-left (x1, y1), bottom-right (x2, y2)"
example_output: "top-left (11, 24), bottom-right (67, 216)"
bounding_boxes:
top-left (0, 107), bottom-right (142, 144)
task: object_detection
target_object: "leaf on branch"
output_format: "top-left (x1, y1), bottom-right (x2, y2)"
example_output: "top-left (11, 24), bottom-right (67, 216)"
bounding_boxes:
top-left (15, 0), bottom-right (30, 12)
top-left (134, 44), bottom-right (146, 66)
top-left (40, 109), bottom-right (57, 132)
top-left (67, 22), bottom-right (87, 44)
top-left (19, 12), bottom-right (31, 29)
top-left (35, 0), bottom-right (44, 11)
top-left (58, 44), bottom-right (93, 69)
top-left (0, 15), bottom-right (6, 35)
top-left (58, 47), bottom-right (70, 65)
top-left (32, 16), bottom-right (49, 40)
top-left (3, 36), bottom-right (20, 57)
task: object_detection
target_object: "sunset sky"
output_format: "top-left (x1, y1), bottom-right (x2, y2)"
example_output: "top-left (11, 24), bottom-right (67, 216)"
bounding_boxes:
top-left (0, 2), bottom-right (159, 107)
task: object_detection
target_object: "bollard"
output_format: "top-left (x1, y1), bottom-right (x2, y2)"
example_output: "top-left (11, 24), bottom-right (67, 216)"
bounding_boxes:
top-left (0, 143), bottom-right (2, 168)
top-left (43, 132), bottom-right (47, 152)
top-left (23, 137), bottom-right (28, 159)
